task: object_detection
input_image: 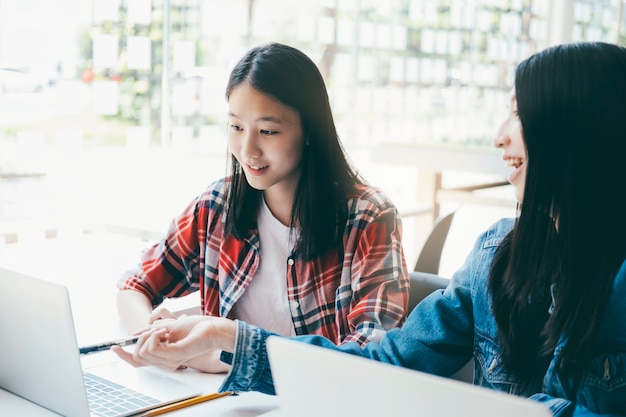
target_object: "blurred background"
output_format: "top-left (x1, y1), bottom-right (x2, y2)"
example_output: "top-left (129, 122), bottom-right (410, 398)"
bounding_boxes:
top-left (1, 0), bottom-right (624, 283)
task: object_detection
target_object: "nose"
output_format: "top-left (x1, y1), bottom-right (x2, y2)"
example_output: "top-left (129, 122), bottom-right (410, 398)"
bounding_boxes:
top-left (492, 119), bottom-right (510, 149)
top-left (240, 131), bottom-right (261, 159)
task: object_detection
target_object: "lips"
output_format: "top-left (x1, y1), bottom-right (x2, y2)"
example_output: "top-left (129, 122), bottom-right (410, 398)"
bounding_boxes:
top-left (248, 164), bottom-right (268, 170)
top-left (245, 163), bottom-right (268, 176)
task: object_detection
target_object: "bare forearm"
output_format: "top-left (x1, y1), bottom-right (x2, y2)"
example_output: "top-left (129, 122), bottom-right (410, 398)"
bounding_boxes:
top-left (116, 289), bottom-right (153, 334)
top-left (212, 318), bottom-right (238, 353)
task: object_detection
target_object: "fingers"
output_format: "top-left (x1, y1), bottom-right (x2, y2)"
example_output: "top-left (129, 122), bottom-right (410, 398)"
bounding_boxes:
top-left (112, 318), bottom-right (233, 373)
top-left (111, 345), bottom-right (145, 368)
top-left (149, 307), bottom-right (177, 324)
top-left (131, 328), bottom-right (186, 371)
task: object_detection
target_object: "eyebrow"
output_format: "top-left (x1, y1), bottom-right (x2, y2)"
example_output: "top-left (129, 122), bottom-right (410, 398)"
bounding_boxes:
top-left (228, 112), bottom-right (285, 124)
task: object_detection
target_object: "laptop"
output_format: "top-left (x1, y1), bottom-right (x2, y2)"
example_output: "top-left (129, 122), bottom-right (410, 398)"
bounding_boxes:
top-left (0, 267), bottom-right (202, 417)
top-left (263, 336), bottom-right (553, 417)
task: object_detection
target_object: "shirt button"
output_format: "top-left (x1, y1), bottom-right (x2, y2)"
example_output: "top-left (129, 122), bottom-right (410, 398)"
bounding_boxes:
top-left (291, 301), bottom-right (299, 309)
top-left (287, 258), bottom-right (294, 265)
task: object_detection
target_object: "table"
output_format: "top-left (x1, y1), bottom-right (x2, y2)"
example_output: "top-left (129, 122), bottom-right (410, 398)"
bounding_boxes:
top-left (371, 143), bottom-right (515, 220)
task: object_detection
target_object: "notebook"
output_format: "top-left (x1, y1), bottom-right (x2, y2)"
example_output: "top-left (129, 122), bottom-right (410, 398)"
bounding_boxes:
top-left (263, 336), bottom-right (553, 417)
top-left (0, 267), bottom-right (202, 417)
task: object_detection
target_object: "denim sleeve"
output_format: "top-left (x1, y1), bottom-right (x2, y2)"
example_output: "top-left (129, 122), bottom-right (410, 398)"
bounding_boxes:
top-left (218, 320), bottom-right (278, 395)
top-left (217, 321), bottom-right (366, 395)
top-left (529, 393), bottom-right (624, 417)
top-left (218, 278), bottom-right (475, 395)
top-left (218, 240), bottom-right (482, 395)
top-left (354, 267), bottom-right (475, 376)
top-left (217, 221), bottom-right (506, 396)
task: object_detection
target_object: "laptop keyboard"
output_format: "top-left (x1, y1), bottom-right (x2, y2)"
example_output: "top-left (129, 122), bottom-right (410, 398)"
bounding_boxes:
top-left (84, 372), bottom-right (161, 417)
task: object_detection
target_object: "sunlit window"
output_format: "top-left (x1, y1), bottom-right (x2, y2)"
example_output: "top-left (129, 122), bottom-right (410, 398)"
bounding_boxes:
top-left (1, 0), bottom-right (624, 272)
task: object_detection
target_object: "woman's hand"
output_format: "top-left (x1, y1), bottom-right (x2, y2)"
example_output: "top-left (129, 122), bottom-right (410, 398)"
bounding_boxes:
top-left (111, 315), bottom-right (237, 372)
top-left (148, 307), bottom-right (178, 323)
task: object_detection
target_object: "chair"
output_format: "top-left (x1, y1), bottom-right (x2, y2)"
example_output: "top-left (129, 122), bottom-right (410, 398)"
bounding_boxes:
top-left (408, 271), bottom-right (474, 383)
top-left (408, 271), bottom-right (450, 311)
top-left (413, 210), bottom-right (456, 274)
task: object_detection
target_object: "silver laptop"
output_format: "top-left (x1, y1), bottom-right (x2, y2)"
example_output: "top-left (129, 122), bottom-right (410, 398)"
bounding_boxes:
top-left (264, 336), bottom-right (553, 417)
top-left (0, 267), bottom-right (201, 417)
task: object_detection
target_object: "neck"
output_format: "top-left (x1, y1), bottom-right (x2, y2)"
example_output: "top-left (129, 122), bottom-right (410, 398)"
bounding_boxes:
top-left (263, 190), bottom-right (295, 227)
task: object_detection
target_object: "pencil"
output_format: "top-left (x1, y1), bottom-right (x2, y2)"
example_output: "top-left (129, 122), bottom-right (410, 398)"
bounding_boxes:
top-left (142, 391), bottom-right (234, 416)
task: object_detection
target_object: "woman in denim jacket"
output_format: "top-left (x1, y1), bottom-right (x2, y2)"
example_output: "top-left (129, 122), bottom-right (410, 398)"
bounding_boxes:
top-left (114, 42), bottom-right (626, 416)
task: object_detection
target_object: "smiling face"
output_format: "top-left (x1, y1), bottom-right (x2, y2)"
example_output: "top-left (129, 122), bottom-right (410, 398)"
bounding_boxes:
top-left (227, 82), bottom-right (305, 205)
top-left (493, 90), bottom-right (526, 203)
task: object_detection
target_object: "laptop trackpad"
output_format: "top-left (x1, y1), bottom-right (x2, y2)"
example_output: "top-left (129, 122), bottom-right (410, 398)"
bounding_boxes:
top-left (86, 361), bottom-right (200, 401)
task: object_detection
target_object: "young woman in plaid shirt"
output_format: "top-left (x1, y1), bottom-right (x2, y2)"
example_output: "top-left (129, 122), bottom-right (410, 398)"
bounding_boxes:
top-left (115, 43), bottom-right (409, 373)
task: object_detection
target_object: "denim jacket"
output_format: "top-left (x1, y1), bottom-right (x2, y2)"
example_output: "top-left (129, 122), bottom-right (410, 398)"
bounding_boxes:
top-left (220, 218), bottom-right (626, 416)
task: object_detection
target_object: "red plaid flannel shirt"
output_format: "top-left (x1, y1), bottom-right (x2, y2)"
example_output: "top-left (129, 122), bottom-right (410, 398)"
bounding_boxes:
top-left (118, 178), bottom-right (409, 345)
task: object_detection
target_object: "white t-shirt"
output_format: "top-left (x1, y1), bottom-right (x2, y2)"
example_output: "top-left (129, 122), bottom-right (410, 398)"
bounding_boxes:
top-left (229, 198), bottom-right (298, 336)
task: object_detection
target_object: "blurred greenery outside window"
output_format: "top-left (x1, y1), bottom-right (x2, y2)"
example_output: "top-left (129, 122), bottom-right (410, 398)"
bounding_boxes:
top-left (0, 0), bottom-right (624, 165)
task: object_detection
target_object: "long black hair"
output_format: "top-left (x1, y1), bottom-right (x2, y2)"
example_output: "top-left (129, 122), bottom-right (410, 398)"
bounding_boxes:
top-left (223, 43), bottom-right (363, 259)
top-left (489, 42), bottom-right (626, 386)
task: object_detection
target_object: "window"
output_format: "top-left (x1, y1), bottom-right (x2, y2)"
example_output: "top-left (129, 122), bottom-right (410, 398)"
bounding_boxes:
top-left (1, 0), bottom-right (624, 269)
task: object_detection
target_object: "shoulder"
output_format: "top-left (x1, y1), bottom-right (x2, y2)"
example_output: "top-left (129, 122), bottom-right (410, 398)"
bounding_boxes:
top-left (180, 177), bottom-right (231, 222)
top-left (346, 183), bottom-right (397, 215)
top-left (196, 177), bottom-right (230, 206)
top-left (478, 217), bottom-right (515, 247)
top-left (448, 218), bottom-right (516, 307)
top-left (459, 217), bottom-right (515, 278)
